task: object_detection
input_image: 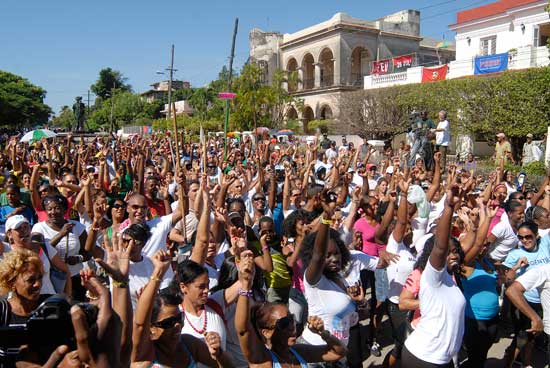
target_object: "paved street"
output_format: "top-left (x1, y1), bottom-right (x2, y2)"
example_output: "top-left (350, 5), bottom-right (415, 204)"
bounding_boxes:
top-left (361, 317), bottom-right (547, 367)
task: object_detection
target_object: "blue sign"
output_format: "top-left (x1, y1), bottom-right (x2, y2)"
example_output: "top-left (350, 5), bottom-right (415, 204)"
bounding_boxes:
top-left (474, 53), bottom-right (509, 75)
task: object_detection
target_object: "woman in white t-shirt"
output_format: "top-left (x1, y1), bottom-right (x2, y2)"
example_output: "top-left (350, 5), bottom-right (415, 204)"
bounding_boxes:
top-left (299, 199), bottom-right (362, 361)
top-left (374, 181), bottom-right (416, 367)
top-left (4, 214), bottom-right (70, 295)
top-left (178, 259), bottom-right (228, 367)
top-left (401, 188), bottom-right (466, 368)
top-left (31, 194), bottom-right (88, 300)
top-left (487, 200), bottom-right (525, 263)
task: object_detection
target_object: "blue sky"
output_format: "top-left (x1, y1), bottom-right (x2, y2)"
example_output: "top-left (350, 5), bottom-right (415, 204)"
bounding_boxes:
top-left (0, 0), bottom-right (495, 115)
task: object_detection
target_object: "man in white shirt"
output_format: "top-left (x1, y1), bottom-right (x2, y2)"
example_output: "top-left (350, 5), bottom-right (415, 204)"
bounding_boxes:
top-left (434, 110), bottom-right (450, 173)
top-left (506, 263), bottom-right (550, 363)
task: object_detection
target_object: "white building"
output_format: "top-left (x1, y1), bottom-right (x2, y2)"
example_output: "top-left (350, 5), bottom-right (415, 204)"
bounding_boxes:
top-left (365, 0), bottom-right (550, 89)
top-left (449, 0), bottom-right (549, 78)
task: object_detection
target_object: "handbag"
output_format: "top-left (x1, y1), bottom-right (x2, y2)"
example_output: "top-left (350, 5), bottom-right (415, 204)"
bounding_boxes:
top-left (39, 235), bottom-right (67, 294)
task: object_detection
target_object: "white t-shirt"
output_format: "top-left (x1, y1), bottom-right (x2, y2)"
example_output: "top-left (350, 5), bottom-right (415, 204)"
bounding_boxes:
top-left (344, 250), bottom-right (378, 286)
top-left (126, 257), bottom-right (173, 310)
top-left (435, 120), bottom-right (450, 146)
top-left (302, 273), bottom-right (357, 345)
top-left (208, 291), bottom-right (247, 367)
top-left (404, 261), bottom-right (466, 365)
top-left (517, 264), bottom-right (550, 335)
top-left (489, 218), bottom-right (518, 262)
top-left (179, 293), bottom-right (227, 355)
top-left (141, 215), bottom-right (174, 257)
top-left (386, 235), bottom-right (416, 304)
top-left (32, 220), bottom-right (86, 277)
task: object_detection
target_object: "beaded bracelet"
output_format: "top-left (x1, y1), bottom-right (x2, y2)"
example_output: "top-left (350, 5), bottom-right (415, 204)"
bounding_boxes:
top-left (238, 288), bottom-right (253, 298)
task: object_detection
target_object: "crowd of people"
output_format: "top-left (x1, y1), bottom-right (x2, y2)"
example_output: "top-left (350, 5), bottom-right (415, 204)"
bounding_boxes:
top-left (0, 125), bottom-right (549, 368)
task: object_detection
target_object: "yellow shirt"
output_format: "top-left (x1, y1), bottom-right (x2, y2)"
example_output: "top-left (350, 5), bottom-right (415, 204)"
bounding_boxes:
top-left (495, 141), bottom-right (512, 164)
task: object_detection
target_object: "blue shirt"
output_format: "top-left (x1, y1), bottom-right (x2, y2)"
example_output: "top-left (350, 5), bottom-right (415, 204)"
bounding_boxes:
top-left (504, 234), bottom-right (550, 303)
top-left (0, 204), bottom-right (35, 225)
top-left (272, 202), bottom-right (284, 235)
top-left (461, 260), bottom-right (498, 320)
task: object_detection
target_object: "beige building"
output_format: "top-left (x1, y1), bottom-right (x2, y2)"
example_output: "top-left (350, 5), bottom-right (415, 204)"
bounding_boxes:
top-left (140, 80), bottom-right (190, 103)
top-left (249, 10), bottom-right (454, 133)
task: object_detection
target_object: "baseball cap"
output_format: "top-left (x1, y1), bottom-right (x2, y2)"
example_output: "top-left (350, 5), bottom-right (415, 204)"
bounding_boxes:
top-left (385, 165), bottom-right (394, 174)
top-left (5, 215), bottom-right (29, 231)
top-left (496, 133), bottom-right (505, 138)
top-left (526, 133), bottom-right (534, 138)
top-left (228, 211), bottom-right (245, 229)
top-left (366, 163), bottom-right (377, 171)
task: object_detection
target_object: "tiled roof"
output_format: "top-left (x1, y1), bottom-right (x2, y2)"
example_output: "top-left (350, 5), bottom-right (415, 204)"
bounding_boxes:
top-left (455, 0), bottom-right (541, 25)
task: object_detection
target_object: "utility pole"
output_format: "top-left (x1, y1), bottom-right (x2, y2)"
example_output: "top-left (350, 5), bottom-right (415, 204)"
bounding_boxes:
top-left (166, 44), bottom-right (177, 120)
top-left (224, 18), bottom-right (238, 159)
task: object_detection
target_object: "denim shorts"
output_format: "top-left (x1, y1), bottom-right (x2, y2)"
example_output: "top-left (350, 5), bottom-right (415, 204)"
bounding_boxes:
top-left (374, 268), bottom-right (389, 302)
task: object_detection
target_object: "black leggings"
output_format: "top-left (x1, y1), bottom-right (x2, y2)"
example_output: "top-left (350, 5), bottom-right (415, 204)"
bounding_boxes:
top-left (399, 346), bottom-right (453, 368)
top-left (463, 316), bottom-right (499, 368)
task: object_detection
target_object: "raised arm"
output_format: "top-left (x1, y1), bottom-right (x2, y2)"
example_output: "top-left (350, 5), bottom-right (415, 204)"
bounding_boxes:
top-left (430, 186), bottom-right (459, 271)
top-left (190, 181), bottom-right (210, 265)
top-left (235, 250), bottom-right (271, 365)
top-left (305, 194), bottom-right (335, 285)
top-left (426, 152), bottom-right (441, 202)
top-left (131, 250), bottom-right (172, 363)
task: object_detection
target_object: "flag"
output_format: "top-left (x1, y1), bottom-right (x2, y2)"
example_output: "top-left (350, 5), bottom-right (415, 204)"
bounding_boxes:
top-left (421, 65), bottom-right (448, 83)
top-left (372, 59), bottom-right (390, 75)
top-left (437, 41), bottom-right (449, 49)
top-left (392, 54), bottom-right (414, 70)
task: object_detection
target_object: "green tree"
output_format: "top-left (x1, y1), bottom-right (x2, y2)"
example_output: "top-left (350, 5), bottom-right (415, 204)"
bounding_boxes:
top-left (90, 68), bottom-right (132, 100)
top-left (0, 70), bottom-right (51, 127)
top-left (87, 91), bottom-right (160, 130)
top-left (51, 106), bottom-right (76, 130)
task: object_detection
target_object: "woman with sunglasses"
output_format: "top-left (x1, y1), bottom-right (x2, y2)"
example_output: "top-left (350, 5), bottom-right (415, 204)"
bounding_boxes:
top-left (502, 221), bottom-right (550, 368)
top-left (235, 248), bottom-right (347, 368)
top-left (32, 193), bottom-right (88, 300)
top-left (132, 250), bottom-right (234, 368)
top-left (106, 199), bottom-right (129, 242)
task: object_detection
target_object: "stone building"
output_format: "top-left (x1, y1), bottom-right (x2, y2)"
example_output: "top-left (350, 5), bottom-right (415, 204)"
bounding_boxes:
top-left (249, 10), bottom-right (454, 133)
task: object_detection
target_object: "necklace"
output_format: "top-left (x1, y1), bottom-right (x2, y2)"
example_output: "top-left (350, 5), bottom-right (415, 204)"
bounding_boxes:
top-left (184, 307), bottom-right (207, 335)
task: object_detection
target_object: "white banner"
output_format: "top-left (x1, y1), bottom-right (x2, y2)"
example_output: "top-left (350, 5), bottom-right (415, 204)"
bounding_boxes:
top-left (546, 126), bottom-right (550, 168)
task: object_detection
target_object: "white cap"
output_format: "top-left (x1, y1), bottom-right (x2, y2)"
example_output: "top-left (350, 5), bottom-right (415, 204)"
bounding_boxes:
top-left (274, 145), bottom-right (281, 150)
top-left (5, 215), bottom-right (29, 231)
top-left (385, 165), bottom-right (394, 174)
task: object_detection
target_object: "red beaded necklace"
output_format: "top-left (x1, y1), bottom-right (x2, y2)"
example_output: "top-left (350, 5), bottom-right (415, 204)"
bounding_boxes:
top-left (184, 307), bottom-right (208, 335)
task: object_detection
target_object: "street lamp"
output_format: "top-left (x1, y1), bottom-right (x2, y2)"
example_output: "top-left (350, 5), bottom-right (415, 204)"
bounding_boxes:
top-left (157, 45), bottom-right (177, 119)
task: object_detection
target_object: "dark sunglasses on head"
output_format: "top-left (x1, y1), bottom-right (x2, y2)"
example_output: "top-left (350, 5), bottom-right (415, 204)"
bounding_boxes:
top-left (152, 313), bottom-right (183, 329)
top-left (518, 234), bottom-right (534, 241)
top-left (268, 314), bottom-right (295, 330)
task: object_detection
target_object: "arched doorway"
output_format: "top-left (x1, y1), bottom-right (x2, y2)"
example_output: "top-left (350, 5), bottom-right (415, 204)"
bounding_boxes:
top-left (302, 53), bottom-right (314, 90)
top-left (286, 58), bottom-right (298, 92)
top-left (320, 105), bottom-right (333, 120)
top-left (302, 106), bottom-right (314, 132)
top-left (319, 48), bottom-right (334, 87)
top-left (286, 106), bottom-right (298, 120)
top-left (350, 47), bottom-right (371, 86)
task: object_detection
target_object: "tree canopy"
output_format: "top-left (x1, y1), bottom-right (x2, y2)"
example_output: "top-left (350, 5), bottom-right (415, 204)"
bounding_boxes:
top-left (0, 70), bottom-right (51, 127)
top-left (90, 68), bottom-right (132, 100)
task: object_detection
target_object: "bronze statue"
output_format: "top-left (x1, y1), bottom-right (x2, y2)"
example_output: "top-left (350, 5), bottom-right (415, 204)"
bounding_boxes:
top-left (73, 96), bottom-right (86, 131)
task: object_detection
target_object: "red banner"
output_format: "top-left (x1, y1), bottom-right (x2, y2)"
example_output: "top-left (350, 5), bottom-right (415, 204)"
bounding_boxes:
top-left (392, 54), bottom-right (414, 69)
top-left (421, 65), bottom-right (448, 83)
top-left (372, 59), bottom-right (390, 75)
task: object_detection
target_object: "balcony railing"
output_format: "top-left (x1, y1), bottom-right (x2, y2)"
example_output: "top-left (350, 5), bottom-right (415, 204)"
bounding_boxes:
top-left (371, 72), bottom-right (407, 86)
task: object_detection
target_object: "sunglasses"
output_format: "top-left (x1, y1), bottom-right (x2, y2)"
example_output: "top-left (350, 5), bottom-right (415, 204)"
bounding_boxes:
top-left (517, 234), bottom-right (534, 241)
top-left (112, 203), bottom-right (126, 209)
top-left (267, 314), bottom-right (295, 330)
top-left (253, 197), bottom-right (266, 202)
top-left (152, 313), bottom-right (183, 329)
top-left (512, 196), bottom-right (525, 200)
top-left (121, 236), bottom-right (145, 247)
